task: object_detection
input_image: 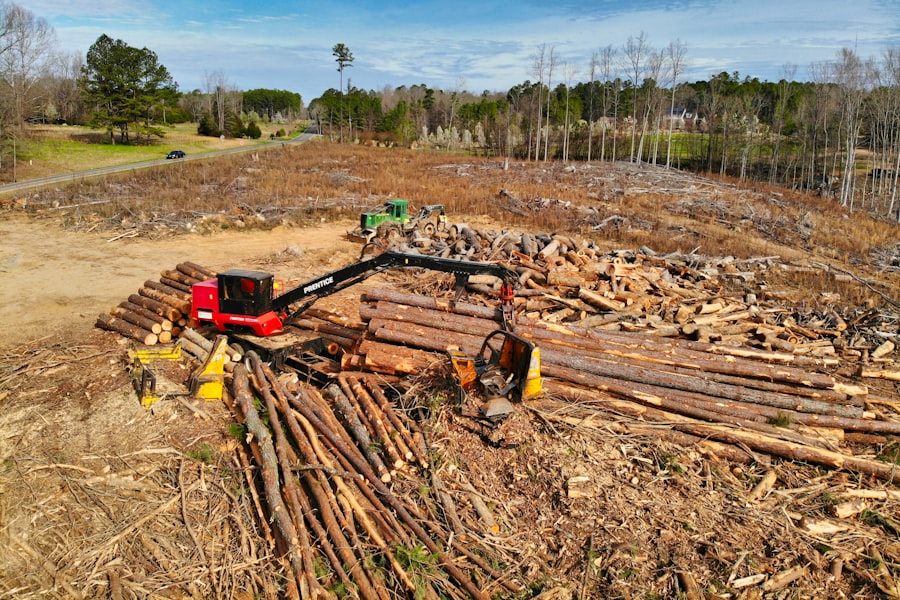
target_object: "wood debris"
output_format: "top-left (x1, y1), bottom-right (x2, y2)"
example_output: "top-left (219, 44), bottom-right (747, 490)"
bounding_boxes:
top-left (374, 221), bottom-right (898, 364)
top-left (86, 219), bottom-right (900, 598)
top-left (230, 354), bottom-right (516, 598)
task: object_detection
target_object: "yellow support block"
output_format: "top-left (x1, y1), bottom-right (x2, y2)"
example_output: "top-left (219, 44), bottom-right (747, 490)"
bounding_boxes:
top-left (188, 336), bottom-right (229, 401)
top-left (129, 344), bottom-right (185, 408)
top-left (131, 344), bottom-right (183, 362)
top-left (521, 346), bottom-right (543, 400)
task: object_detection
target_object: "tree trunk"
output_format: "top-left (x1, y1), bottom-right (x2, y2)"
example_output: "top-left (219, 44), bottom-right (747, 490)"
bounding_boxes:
top-left (128, 293), bottom-right (181, 321)
top-left (111, 306), bottom-right (163, 335)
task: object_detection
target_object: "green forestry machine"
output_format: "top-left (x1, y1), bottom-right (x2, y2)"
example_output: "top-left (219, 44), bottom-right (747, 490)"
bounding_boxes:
top-left (347, 199), bottom-right (447, 243)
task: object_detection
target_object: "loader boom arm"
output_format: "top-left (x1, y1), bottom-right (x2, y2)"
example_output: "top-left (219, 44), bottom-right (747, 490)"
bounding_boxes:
top-left (272, 251), bottom-right (519, 328)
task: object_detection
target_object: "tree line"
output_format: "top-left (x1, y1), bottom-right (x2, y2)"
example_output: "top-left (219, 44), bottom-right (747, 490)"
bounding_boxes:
top-left (0, 2), bottom-right (302, 150)
top-left (5, 1), bottom-right (900, 221)
top-left (310, 39), bottom-right (900, 222)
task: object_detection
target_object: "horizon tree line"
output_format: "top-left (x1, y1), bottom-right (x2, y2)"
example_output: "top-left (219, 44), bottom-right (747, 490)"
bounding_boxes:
top-left (309, 39), bottom-right (900, 222)
top-left (4, 1), bottom-right (900, 221)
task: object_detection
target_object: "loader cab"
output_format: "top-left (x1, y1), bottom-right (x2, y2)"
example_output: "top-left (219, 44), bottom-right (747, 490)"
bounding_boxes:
top-left (218, 269), bottom-right (274, 316)
top-left (359, 199), bottom-right (410, 230)
top-left (191, 269), bottom-right (284, 336)
top-left (191, 270), bottom-right (284, 337)
top-left (385, 199), bottom-right (409, 221)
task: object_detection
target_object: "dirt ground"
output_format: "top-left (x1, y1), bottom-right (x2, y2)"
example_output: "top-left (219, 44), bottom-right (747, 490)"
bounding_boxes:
top-left (1, 160), bottom-right (899, 599)
top-left (0, 214), bottom-right (363, 346)
top-left (0, 213), bottom-right (374, 598)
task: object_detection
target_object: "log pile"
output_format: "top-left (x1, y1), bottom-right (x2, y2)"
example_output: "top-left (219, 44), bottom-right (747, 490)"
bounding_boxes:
top-left (84, 227), bottom-right (900, 597)
top-left (383, 222), bottom-right (898, 367)
top-left (342, 288), bottom-right (900, 481)
top-left (179, 327), bottom-right (243, 373)
top-left (229, 352), bottom-right (520, 599)
top-left (90, 235), bottom-right (898, 483)
top-left (95, 262), bottom-right (215, 345)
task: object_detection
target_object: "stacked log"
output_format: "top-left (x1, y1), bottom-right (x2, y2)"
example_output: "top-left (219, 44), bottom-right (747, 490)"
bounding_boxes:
top-left (290, 307), bottom-right (366, 352)
top-left (95, 313), bottom-right (159, 346)
top-left (345, 288), bottom-right (900, 481)
top-left (95, 262), bottom-right (215, 345)
top-left (384, 223), bottom-right (898, 365)
top-left (89, 243), bottom-right (896, 596)
top-left (229, 352), bottom-right (517, 599)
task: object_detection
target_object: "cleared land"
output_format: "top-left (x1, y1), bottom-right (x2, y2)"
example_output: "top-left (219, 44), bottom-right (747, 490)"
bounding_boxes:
top-left (1, 141), bottom-right (898, 599)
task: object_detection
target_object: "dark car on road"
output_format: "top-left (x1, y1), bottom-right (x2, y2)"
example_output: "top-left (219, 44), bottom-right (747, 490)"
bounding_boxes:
top-left (166, 150), bottom-right (186, 159)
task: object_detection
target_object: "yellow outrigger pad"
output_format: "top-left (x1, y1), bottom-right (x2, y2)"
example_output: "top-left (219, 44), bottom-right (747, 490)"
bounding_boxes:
top-left (131, 344), bottom-right (183, 362)
top-left (129, 335), bottom-right (230, 407)
top-left (129, 344), bottom-right (185, 408)
top-left (187, 336), bottom-right (230, 401)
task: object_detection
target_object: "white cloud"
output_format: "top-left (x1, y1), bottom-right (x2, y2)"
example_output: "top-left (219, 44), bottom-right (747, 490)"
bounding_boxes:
top-left (27, 0), bottom-right (900, 100)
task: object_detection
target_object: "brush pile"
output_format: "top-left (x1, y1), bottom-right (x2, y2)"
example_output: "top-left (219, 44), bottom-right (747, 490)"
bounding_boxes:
top-left (230, 353), bottom-right (523, 599)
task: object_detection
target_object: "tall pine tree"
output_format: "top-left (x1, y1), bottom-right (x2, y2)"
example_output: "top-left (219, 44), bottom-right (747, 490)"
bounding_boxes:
top-left (80, 34), bottom-right (177, 144)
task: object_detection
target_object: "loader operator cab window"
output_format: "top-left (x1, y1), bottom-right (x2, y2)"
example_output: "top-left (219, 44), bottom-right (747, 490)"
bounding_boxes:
top-left (222, 277), bottom-right (253, 301)
top-left (240, 278), bottom-right (256, 295)
top-left (218, 270), bottom-right (273, 316)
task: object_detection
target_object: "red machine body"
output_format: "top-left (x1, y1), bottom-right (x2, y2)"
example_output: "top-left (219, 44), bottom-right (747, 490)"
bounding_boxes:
top-left (190, 251), bottom-right (519, 337)
top-left (191, 271), bottom-right (286, 337)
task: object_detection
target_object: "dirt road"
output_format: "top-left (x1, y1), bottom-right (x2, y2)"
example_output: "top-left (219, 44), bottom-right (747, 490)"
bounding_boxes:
top-left (0, 214), bottom-right (360, 348)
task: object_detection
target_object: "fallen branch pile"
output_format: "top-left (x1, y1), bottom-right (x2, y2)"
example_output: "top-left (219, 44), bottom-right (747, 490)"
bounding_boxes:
top-left (229, 352), bottom-right (521, 599)
top-left (383, 221), bottom-right (898, 368)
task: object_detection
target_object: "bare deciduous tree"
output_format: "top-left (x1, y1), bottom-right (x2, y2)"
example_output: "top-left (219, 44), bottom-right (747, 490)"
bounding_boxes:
top-left (665, 39), bottom-right (687, 169)
top-left (47, 51), bottom-right (84, 123)
top-left (562, 62), bottom-right (578, 162)
top-left (635, 48), bottom-right (662, 165)
top-left (881, 48), bottom-right (900, 220)
top-left (833, 48), bottom-right (869, 209)
top-left (543, 45), bottom-right (557, 161)
top-left (531, 44), bottom-right (547, 161)
top-left (0, 2), bottom-right (56, 129)
top-left (599, 45), bottom-right (619, 162)
top-left (446, 78), bottom-right (465, 151)
top-left (204, 70), bottom-right (239, 133)
top-left (587, 51), bottom-right (598, 162)
top-left (769, 63), bottom-right (796, 184)
top-left (624, 32), bottom-right (647, 163)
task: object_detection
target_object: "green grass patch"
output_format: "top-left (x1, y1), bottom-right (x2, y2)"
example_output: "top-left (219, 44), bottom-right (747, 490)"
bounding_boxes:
top-left (769, 411), bottom-right (793, 427)
top-left (186, 442), bottom-right (216, 464)
top-left (12, 122), bottom-right (280, 180)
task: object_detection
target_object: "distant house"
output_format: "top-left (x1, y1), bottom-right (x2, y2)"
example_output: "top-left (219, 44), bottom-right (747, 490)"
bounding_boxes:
top-left (663, 107), bottom-right (694, 130)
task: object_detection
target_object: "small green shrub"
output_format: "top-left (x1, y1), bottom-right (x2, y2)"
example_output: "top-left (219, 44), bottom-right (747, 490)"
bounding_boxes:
top-left (187, 442), bottom-right (215, 464)
top-left (769, 411), bottom-right (793, 427)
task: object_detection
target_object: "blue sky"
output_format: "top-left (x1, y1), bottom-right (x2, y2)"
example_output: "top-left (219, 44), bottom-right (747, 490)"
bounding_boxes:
top-left (30, 0), bottom-right (900, 103)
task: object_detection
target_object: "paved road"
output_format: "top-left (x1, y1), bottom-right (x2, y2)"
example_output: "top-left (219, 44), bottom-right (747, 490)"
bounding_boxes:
top-left (0, 127), bottom-right (318, 196)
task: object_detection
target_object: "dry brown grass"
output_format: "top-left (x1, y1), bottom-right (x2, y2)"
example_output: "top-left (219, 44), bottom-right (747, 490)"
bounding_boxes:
top-left (17, 139), bottom-right (899, 306)
top-left (3, 140), bottom-right (900, 600)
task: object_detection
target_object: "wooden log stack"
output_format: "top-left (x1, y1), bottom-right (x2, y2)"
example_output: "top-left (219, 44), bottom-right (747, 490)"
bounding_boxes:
top-left (95, 262), bottom-right (215, 345)
top-left (178, 327), bottom-right (243, 373)
top-left (85, 233), bottom-right (896, 597)
top-left (381, 221), bottom-right (898, 366)
top-left (229, 353), bottom-right (517, 599)
top-left (342, 287), bottom-right (900, 482)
